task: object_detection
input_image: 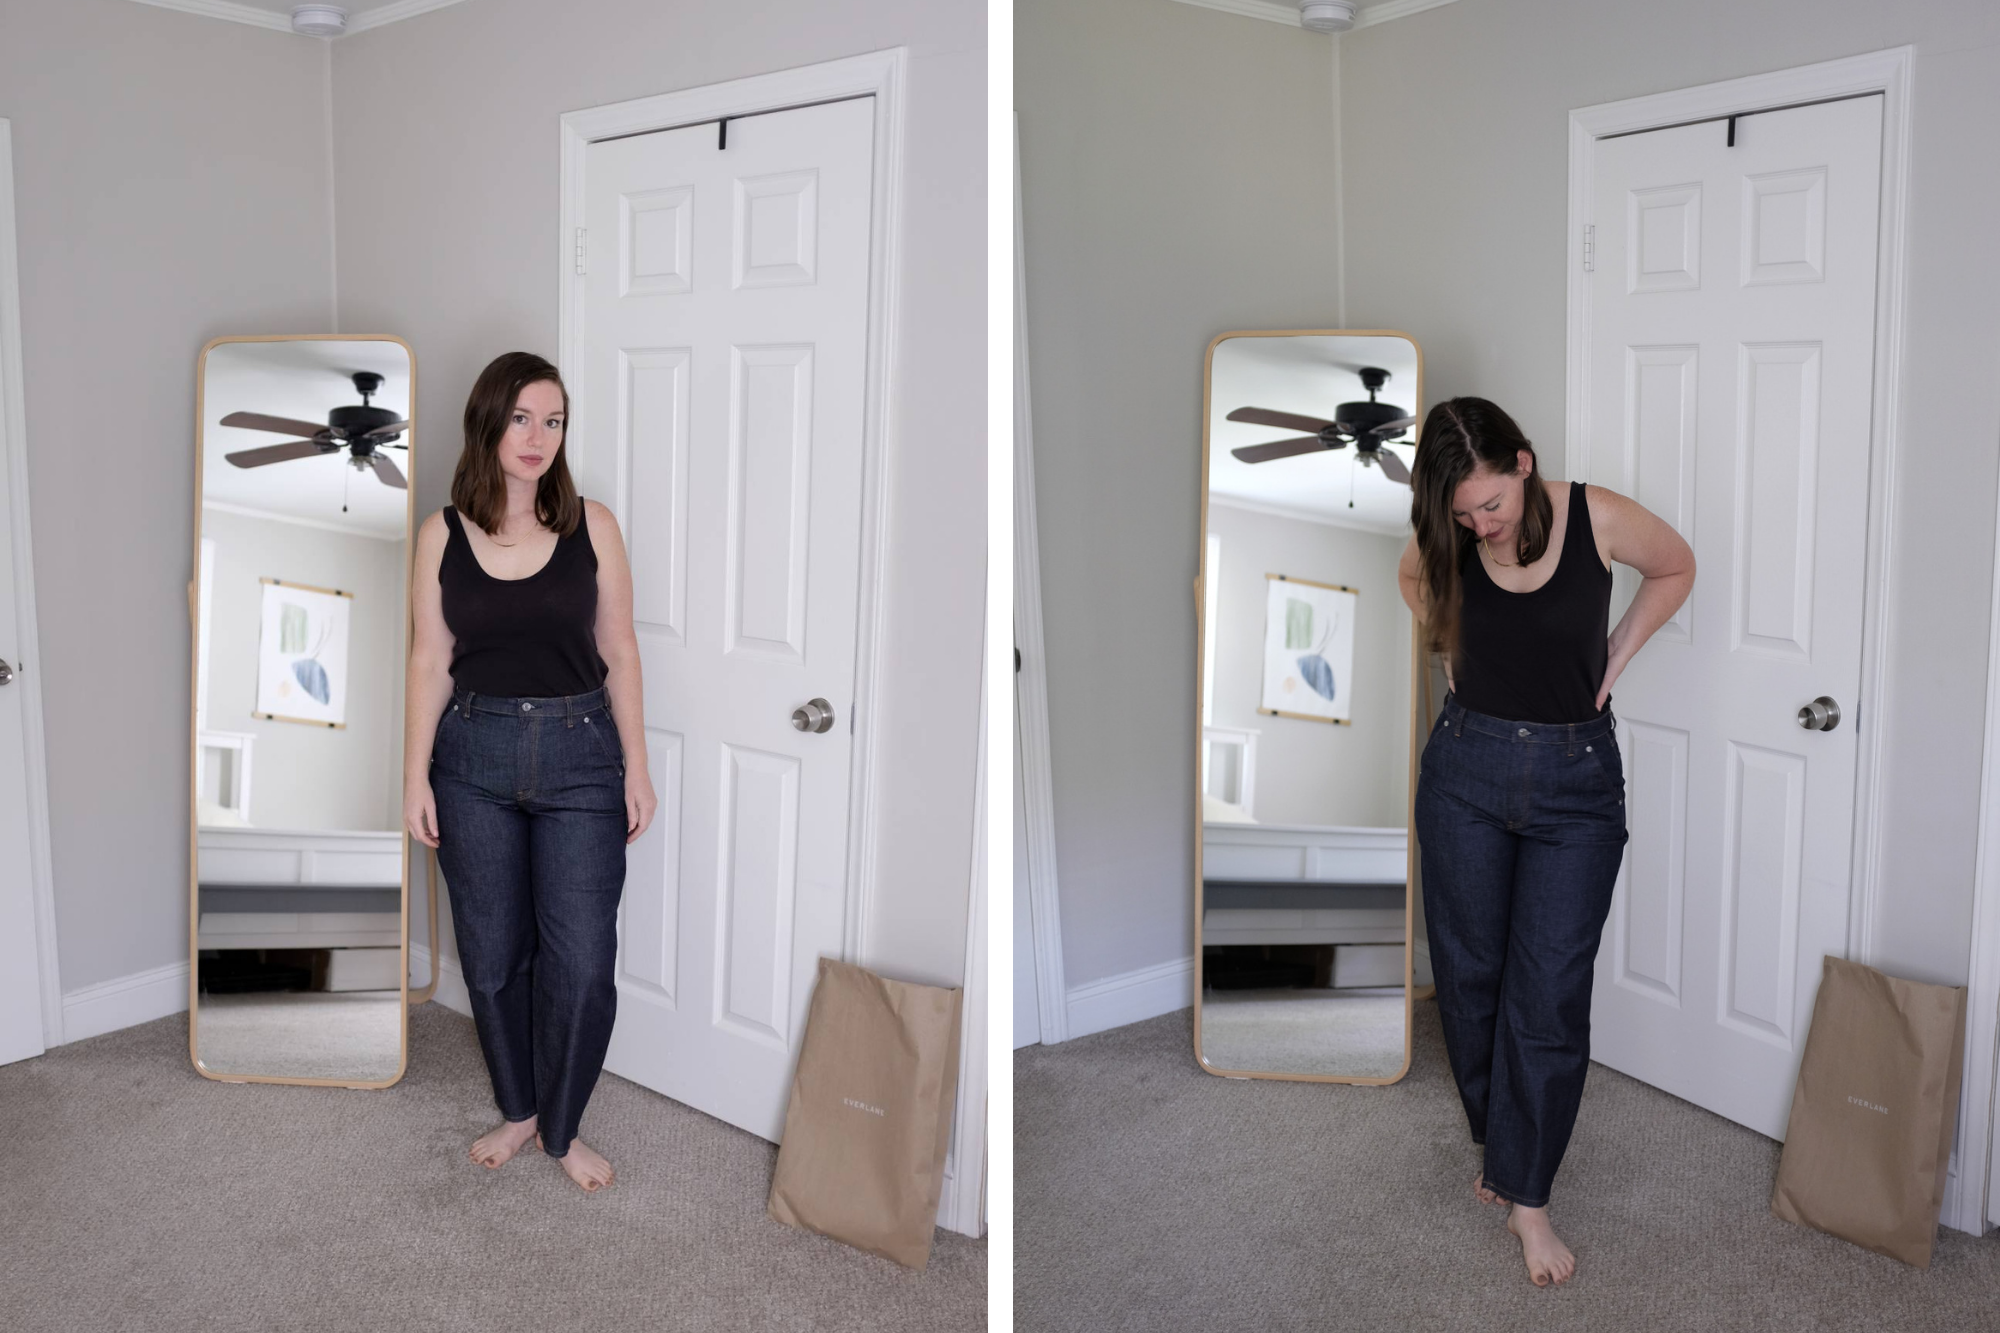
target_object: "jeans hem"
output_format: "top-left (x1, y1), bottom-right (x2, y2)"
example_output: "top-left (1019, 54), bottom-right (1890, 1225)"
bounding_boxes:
top-left (1483, 1179), bottom-right (1549, 1209)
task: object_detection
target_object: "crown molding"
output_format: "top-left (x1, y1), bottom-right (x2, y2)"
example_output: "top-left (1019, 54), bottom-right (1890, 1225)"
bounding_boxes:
top-left (122, 0), bottom-right (472, 37)
top-left (1163, 0), bottom-right (1462, 31)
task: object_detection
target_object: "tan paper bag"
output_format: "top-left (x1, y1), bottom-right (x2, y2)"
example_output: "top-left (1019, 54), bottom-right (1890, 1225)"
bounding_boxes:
top-left (1770, 955), bottom-right (1968, 1268)
top-left (767, 958), bottom-right (963, 1270)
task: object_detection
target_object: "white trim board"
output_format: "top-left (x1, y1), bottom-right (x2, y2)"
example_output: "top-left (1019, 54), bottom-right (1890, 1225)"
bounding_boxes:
top-left (62, 960), bottom-right (189, 1044)
top-left (1066, 957), bottom-right (1196, 1041)
top-left (1957, 393), bottom-right (2000, 1235)
top-left (558, 48), bottom-right (905, 970)
top-left (1163, 0), bottom-right (1461, 31)
top-left (1013, 117), bottom-right (1069, 1045)
top-left (121, 0), bottom-right (473, 37)
top-left (0, 121), bottom-right (63, 1050)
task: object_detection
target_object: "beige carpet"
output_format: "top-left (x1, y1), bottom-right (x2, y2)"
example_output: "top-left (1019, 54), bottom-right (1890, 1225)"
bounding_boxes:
top-left (1200, 987), bottom-right (1407, 1078)
top-left (195, 990), bottom-right (403, 1082)
top-left (2, 1004), bottom-right (983, 1333)
top-left (1016, 1001), bottom-right (2000, 1333)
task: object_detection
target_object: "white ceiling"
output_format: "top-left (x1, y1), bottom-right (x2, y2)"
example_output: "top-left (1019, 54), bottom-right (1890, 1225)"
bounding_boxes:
top-left (1207, 333), bottom-right (1421, 537)
top-left (124, 0), bottom-right (471, 37)
top-left (202, 338), bottom-right (413, 540)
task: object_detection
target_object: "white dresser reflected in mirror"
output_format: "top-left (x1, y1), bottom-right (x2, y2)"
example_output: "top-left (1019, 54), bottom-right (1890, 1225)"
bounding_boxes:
top-left (190, 335), bottom-right (414, 1087)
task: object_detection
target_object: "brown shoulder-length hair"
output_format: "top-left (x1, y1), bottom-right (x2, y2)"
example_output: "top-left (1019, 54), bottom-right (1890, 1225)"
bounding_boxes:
top-left (1407, 396), bottom-right (1552, 656)
top-left (451, 351), bottom-right (582, 537)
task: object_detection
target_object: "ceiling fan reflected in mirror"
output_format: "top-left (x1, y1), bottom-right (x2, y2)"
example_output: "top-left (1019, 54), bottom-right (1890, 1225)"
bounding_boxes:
top-left (222, 371), bottom-right (410, 489)
top-left (1226, 366), bottom-right (1416, 485)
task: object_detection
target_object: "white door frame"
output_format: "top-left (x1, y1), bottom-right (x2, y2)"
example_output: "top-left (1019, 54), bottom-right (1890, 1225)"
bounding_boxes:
top-left (0, 119), bottom-right (62, 1049)
top-left (1012, 118), bottom-right (1069, 1043)
top-left (558, 47), bottom-right (905, 969)
top-left (1959, 451), bottom-right (2000, 1235)
top-left (1564, 49), bottom-right (2000, 1230)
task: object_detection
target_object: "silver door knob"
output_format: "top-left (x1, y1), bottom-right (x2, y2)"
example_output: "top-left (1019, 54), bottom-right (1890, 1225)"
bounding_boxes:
top-left (791, 697), bottom-right (834, 734)
top-left (0, 657), bottom-right (12, 685)
top-left (1797, 696), bottom-right (1841, 731)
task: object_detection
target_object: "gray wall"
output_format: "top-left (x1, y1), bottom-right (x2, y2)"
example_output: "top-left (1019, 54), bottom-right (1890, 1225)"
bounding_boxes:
top-left (1018, 0), bottom-right (1344, 987)
top-left (1, 0), bottom-right (334, 991)
top-left (1338, 0), bottom-right (2000, 987)
top-left (1206, 504), bottom-right (1410, 828)
top-left (200, 509), bottom-right (402, 832)
top-left (1024, 0), bottom-right (2000, 996)
top-left (329, 0), bottom-right (986, 984)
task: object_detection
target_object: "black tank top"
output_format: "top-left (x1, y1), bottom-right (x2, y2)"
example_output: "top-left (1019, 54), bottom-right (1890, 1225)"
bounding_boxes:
top-left (438, 506), bottom-right (608, 697)
top-left (1452, 481), bottom-right (1611, 724)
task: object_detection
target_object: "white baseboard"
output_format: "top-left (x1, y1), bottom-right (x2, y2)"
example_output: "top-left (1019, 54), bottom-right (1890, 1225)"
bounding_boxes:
top-left (61, 959), bottom-right (188, 1043)
top-left (1065, 956), bottom-right (1195, 1040)
top-left (408, 943), bottom-right (471, 1018)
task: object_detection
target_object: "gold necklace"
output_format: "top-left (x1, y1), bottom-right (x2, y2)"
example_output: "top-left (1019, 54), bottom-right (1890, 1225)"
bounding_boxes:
top-left (1483, 536), bottom-right (1518, 568)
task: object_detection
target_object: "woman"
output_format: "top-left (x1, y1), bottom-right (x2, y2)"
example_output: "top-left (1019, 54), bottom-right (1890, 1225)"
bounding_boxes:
top-left (1397, 398), bottom-right (1693, 1286)
top-left (403, 351), bottom-right (658, 1193)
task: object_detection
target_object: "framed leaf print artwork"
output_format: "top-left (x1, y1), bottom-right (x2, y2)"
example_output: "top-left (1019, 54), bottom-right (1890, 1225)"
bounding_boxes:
top-left (254, 577), bottom-right (352, 728)
top-left (1260, 574), bottom-right (1357, 725)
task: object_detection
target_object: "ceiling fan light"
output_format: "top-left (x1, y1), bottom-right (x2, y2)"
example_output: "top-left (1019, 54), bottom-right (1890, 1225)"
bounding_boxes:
top-left (291, 5), bottom-right (348, 37)
top-left (1299, 1), bottom-right (1356, 33)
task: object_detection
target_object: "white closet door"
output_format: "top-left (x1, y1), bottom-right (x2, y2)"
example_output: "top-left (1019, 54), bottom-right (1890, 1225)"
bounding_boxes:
top-left (580, 97), bottom-right (874, 1142)
top-left (1583, 95), bottom-right (1883, 1140)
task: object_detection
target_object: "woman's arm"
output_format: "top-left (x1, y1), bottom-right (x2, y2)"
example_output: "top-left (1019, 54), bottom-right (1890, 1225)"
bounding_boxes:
top-left (1397, 535), bottom-right (1424, 617)
top-left (404, 512), bottom-right (456, 847)
top-left (1587, 484), bottom-right (1696, 710)
top-left (587, 500), bottom-right (658, 844)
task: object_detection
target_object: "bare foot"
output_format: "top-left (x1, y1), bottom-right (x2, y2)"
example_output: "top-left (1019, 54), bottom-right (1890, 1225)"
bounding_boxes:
top-left (1472, 1171), bottom-right (1507, 1208)
top-left (469, 1115), bottom-right (538, 1169)
top-left (538, 1133), bottom-right (615, 1192)
top-left (1507, 1204), bottom-right (1576, 1287)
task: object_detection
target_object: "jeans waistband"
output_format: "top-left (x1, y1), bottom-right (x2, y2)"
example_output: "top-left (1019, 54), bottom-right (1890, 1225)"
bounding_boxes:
top-left (452, 685), bottom-right (609, 717)
top-left (1441, 692), bottom-right (1615, 744)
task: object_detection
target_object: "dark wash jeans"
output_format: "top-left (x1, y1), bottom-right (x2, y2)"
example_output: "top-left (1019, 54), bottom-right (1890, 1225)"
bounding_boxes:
top-left (431, 684), bottom-right (627, 1158)
top-left (1414, 693), bottom-right (1628, 1208)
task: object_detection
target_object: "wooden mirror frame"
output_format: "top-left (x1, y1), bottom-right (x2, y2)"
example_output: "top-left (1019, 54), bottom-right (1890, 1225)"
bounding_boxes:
top-left (1191, 328), bottom-right (1425, 1085)
top-left (186, 333), bottom-right (417, 1089)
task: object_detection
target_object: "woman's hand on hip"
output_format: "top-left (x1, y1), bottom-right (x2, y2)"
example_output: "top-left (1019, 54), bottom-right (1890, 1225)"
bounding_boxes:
top-left (405, 781), bottom-right (440, 848)
top-left (625, 767), bottom-right (658, 844)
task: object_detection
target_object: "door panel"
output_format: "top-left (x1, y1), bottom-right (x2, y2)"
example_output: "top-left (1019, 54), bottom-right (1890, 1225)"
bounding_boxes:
top-left (582, 96), bottom-right (874, 1142)
top-left (1586, 95), bottom-right (1882, 1139)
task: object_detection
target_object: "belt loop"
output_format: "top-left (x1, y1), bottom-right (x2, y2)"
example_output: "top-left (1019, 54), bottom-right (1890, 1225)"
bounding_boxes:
top-left (463, 690), bottom-right (477, 717)
top-left (1452, 703), bottom-right (1463, 738)
top-left (1566, 721), bottom-right (1575, 757)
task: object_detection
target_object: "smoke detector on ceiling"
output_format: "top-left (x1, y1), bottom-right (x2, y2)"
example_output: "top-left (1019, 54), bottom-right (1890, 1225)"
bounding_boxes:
top-left (292, 5), bottom-right (348, 37)
top-left (1299, 1), bottom-right (1357, 32)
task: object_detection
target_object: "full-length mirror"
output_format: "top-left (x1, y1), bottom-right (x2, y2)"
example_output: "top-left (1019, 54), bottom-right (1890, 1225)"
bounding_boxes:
top-left (1195, 330), bottom-right (1425, 1082)
top-left (189, 335), bottom-right (415, 1086)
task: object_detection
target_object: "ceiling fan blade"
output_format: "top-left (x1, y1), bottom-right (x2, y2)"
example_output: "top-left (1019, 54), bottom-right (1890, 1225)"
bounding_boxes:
top-left (1226, 406), bottom-right (1336, 434)
top-left (220, 411), bottom-right (333, 438)
top-left (361, 419), bottom-right (411, 440)
top-left (225, 439), bottom-right (329, 468)
top-left (1371, 415), bottom-right (1417, 436)
top-left (1375, 447), bottom-right (1411, 485)
top-left (1231, 435), bottom-right (1337, 465)
top-left (369, 452), bottom-right (408, 489)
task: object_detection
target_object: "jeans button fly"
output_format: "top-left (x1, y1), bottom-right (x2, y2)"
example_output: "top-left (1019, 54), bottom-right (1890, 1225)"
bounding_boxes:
top-left (1518, 728), bottom-right (1530, 737)
top-left (521, 701), bottom-right (534, 712)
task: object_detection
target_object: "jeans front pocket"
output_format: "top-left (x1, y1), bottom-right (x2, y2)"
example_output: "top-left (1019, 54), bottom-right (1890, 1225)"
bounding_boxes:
top-left (583, 707), bottom-right (624, 775)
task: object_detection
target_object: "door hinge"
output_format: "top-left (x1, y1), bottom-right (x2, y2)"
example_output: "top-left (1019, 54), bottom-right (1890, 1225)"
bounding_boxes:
top-left (1582, 223), bottom-right (1596, 272)
top-left (574, 227), bottom-right (587, 276)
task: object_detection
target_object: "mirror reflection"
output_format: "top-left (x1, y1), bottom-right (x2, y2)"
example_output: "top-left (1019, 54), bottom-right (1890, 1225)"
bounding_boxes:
top-left (1197, 331), bottom-right (1423, 1081)
top-left (191, 336), bottom-right (413, 1085)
